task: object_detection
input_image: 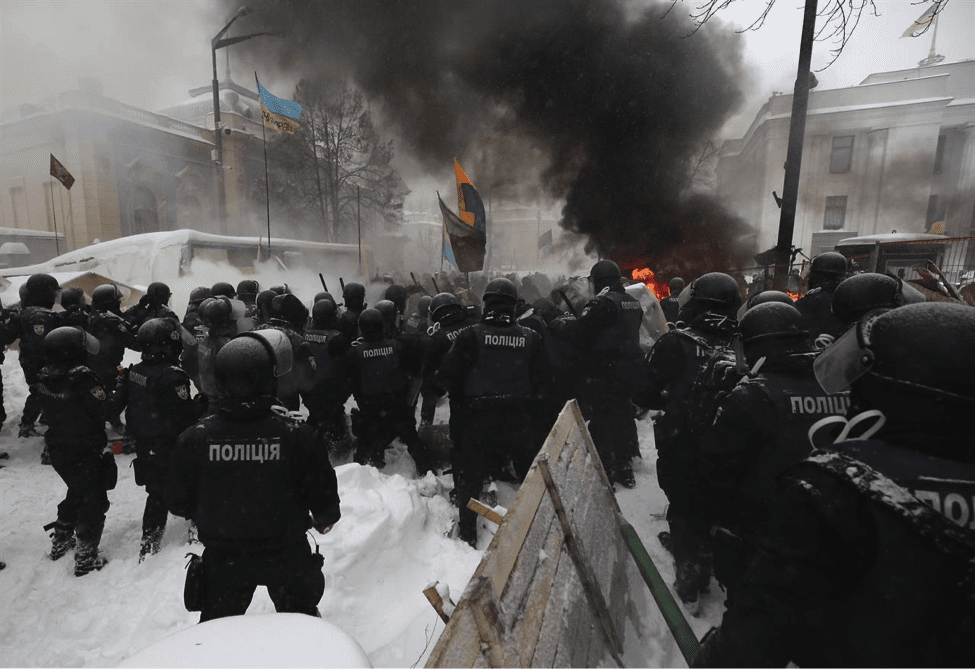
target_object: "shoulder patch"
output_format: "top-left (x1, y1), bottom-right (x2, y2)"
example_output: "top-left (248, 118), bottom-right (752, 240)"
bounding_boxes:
top-left (90, 386), bottom-right (107, 401)
top-left (33, 324), bottom-right (46, 336)
top-left (175, 384), bottom-right (190, 400)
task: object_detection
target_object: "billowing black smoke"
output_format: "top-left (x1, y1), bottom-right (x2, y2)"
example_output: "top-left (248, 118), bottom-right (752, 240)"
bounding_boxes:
top-left (231, 0), bottom-right (757, 277)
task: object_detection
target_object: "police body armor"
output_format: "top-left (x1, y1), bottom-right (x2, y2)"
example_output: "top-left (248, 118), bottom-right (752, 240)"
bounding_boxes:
top-left (87, 311), bottom-right (131, 382)
top-left (791, 442), bottom-right (975, 667)
top-left (462, 323), bottom-right (534, 400)
top-left (125, 363), bottom-right (193, 442)
top-left (19, 307), bottom-right (62, 357)
top-left (197, 333), bottom-right (233, 398)
top-left (403, 314), bottom-right (428, 337)
top-left (655, 327), bottom-right (733, 436)
top-left (304, 328), bottom-right (343, 391)
top-left (589, 289), bottom-right (644, 363)
top-left (38, 366), bottom-right (106, 446)
top-left (355, 338), bottom-right (408, 399)
top-left (732, 366), bottom-right (851, 526)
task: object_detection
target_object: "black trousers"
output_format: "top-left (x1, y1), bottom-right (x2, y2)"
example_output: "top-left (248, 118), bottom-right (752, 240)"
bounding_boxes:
top-left (578, 376), bottom-right (639, 479)
top-left (199, 540), bottom-right (325, 623)
top-left (134, 453), bottom-right (170, 531)
top-left (49, 445), bottom-right (110, 543)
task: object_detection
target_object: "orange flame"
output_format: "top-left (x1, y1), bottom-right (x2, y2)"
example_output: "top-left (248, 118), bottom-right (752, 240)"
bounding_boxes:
top-left (787, 291), bottom-right (802, 302)
top-left (632, 268), bottom-right (670, 301)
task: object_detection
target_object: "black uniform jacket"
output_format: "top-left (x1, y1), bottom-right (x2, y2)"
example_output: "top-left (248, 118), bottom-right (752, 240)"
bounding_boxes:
top-left (167, 397), bottom-right (341, 550)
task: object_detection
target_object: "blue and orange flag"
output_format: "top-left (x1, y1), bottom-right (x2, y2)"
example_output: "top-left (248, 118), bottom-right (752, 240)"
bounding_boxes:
top-left (438, 158), bottom-right (486, 272)
top-left (256, 75), bottom-right (302, 134)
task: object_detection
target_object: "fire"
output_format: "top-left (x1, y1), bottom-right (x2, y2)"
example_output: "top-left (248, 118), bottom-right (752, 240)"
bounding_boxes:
top-left (788, 291), bottom-right (802, 302)
top-left (632, 268), bottom-right (670, 301)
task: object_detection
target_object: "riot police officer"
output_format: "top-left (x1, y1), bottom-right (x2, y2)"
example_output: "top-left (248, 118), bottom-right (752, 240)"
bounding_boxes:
top-left (419, 292), bottom-right (477, 430)
top-left (660, 277), bottom-right (685, 324)
top-left (337, 282), bottom-right (366, 339)
top-left (193, 297), bottom-right (239, 404)
top-left (87, 284), bottom-right (139, 435)
top-left (346, 308), bottom-right (431, 474)
top-left (39, 326), bottom-right (111, 576)
top-left (549, 259), bottom-right (644, 488)
top-left (111, 318), bottom-right (204, 560)
top-left (634, 271), bottom-right (742, 606)
top-left (256, 293), bottom-right (317, 412)
top-left (402, 295), bottom-right (432, 338)
top-left (794, 251), bottom-right (848, 347)
top-left (437, 278), bottom-right (548, 546)
top-left (14, 273), bottom-right (64, 440)
top-left (303, 299), bottom-right (352, 460)
top-left (124, 281), bottom-right (178, 331)
top-left (698, 302), bottom-right (849, 592)
top-left (695, 302), bottom-right (975, 667)
top-left (167, 333), bottom-right (341, 622)
top-left (236, 280), bottom-right (260, 320)
top-left (59, 288), bottom-right (90, 328)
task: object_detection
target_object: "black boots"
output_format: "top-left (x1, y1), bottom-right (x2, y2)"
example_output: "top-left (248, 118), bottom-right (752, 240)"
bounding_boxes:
top-left (74, 541), bottom-right (107, 576)
top-left (138, 526), bottom-right (165, 562)
top-left (49, 523), bottom-right (76, 561)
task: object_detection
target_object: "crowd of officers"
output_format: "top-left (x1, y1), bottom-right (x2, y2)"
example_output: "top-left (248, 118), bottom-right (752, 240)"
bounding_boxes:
top-left (1, 251), bottom-right (973, 664)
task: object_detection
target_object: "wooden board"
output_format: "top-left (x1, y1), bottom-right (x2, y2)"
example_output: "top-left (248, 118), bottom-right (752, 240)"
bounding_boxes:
top-left (425, 400), bottom-right (634, 668)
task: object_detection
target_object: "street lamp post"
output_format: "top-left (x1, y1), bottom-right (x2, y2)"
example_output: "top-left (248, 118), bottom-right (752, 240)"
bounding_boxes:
top-left (210, 7), bottom-right (279, 233)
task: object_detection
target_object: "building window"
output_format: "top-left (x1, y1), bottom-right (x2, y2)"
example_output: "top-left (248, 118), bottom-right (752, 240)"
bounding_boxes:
top-left (934, 134), bottom-right (947, 175)
top-left (830, 135), bottom-right (854, 174)
top-left (824, 195), bottom-right (847, 230)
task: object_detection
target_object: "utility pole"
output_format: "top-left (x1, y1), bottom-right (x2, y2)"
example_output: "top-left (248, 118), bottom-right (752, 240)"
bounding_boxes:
top-left (773, 0), bottom-right (819, 291)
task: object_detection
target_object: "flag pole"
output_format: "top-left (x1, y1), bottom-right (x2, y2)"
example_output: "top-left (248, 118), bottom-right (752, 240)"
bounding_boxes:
top-left (257, 73), bottom-right (272, 260)
top-left (357, 185), bottom-right (362, 275)
top-left (49, 179), bottom-right (60, 256)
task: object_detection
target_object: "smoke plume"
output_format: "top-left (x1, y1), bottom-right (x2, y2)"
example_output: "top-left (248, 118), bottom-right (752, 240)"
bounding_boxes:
top-left (231, 0), bottom-right (757, 278)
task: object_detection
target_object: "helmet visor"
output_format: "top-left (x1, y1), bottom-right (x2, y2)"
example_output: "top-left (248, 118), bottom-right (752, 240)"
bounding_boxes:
top-left (81, 329), bottom-right (101, 356)
top-left (813, 321), bottom-right (876, 394)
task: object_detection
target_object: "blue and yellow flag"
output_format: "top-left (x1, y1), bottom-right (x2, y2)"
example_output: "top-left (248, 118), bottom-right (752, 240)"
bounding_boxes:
top-left (256, 76), bottom-right (302, 134)
top-left (901, 3), bottom-right (939, 37)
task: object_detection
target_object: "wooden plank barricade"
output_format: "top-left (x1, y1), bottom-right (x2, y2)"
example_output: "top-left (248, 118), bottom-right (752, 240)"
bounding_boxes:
top-left (425, 399), bottom-right (694, 668)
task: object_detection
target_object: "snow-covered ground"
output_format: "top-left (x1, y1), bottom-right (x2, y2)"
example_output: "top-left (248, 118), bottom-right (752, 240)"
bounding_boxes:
top-left (0, 346), bottom-right (722, 667)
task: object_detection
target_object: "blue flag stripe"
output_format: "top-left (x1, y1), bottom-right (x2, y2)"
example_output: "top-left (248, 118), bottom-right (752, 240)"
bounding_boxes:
top-left (257, 81), bottom-right (303, 121)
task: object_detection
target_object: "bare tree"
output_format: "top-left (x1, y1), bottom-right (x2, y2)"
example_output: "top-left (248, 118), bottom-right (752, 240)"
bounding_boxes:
top-left (670, 0), bottom-right (950, 68)
top-left (268, 76), bottom-right (405, 243)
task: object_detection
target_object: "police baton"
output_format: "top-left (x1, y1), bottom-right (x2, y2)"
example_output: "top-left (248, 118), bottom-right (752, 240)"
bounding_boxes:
top-left (410, 272), bottom-right (430, 295)
top-left (318, 273), bottom-right (329, 294)
top-left (431, 277), bottom-right (440, 294)
top-left (558, 290), bottom-right (579, 317)
top-left (339, 277), bottom-right (345, 292)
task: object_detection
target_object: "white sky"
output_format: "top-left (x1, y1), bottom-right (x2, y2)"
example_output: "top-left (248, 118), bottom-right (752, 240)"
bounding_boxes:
top-left (1, 1), bottom-right (972, 142)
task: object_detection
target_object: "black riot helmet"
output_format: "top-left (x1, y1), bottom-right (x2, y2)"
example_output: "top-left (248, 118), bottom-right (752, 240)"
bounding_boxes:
top-left (384, 284), bottom-right (408, 315)
top-left (136, 317), bottom-right (184, 362)
top-left (736, 289), bottom-right (795, 321)
top-left (146, 282), bottom-right (172, 306)
top-left (25, 273), bottom-right (61, 308)
top-left (678, 272), bottom-right (742, 320)
top-left (60, 287), bottom-right (86, 310)
top-left (44, 326), bottom-right (99, 366)
top-left (214, 335), bottom-right (275, 398)
top-left (342, 282), bottom-right (366, 311)
top-left (358, 307), bottom-right (386, 342)
top-left (236, 280), bottom-right (259, 302)
top-left (269, 293), bottom-right (308, 330)
top-left (808, 252), bottom-right (849, 290)
top-left (374, 299), bottom-right (398, 336)
top-left (588, 260), bottom-right (623, 292)
top-left (429, 292), bottom-right (462, 324)
top-left (188, 286), bottom-right (212, 305)
top-left (92, 284), bottom-right (123, 310)
top-left (311, 298), bottom-right (338, 329)
top-left (417, 295), bottom-right (432, 318)
top-left (831, 273), bottom-right (926, 325)
top-left (738, 302), bottom-right (810, 366)
top-left (313, 291), bottom-right (334, 305)
top-left (668, 277), bottom-right (685, 294)
top-left (482, 278), bottom-right (518, 305)
top-left (815, 303), bottom-right (975, 433)
top-left (199, 297), bottom-right (235, 329)
top-left (211, 282), bottom-right (236, 299)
